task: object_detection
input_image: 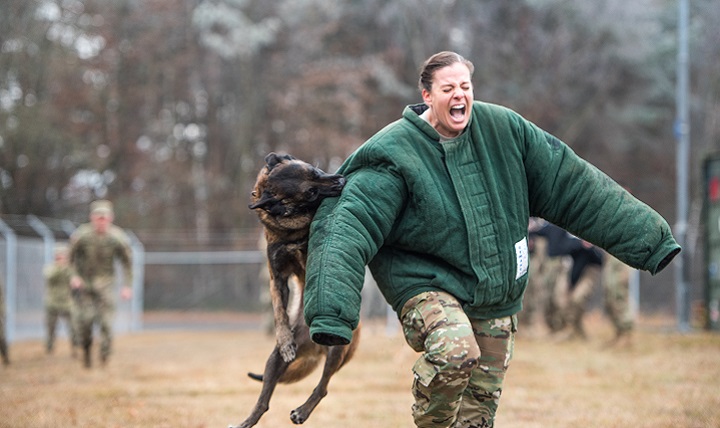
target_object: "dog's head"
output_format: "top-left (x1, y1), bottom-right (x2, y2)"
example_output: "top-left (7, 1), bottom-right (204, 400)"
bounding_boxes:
top-left (249, 153), bottom-right (345, 228)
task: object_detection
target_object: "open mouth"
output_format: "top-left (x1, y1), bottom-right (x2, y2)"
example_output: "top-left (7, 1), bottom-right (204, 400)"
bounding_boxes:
top-left (325, 177), bottom-right (346, 195)
top-left (333, 177), bottom-right (346, 191)
top-left (450, 104), bottom-right (466, 120)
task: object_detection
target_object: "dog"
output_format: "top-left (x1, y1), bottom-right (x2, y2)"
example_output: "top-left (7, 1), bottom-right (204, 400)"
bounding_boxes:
top-left (231, 152), bottom-right (361, 428)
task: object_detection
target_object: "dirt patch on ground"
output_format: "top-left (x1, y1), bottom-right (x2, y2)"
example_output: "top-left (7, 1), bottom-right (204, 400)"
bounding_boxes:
top-left (1, 312), bottom-right (719, 427)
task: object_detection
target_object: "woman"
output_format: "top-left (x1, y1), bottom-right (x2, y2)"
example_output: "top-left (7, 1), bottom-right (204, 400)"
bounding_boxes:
top-left (303, 51), bottom-right (680, 427)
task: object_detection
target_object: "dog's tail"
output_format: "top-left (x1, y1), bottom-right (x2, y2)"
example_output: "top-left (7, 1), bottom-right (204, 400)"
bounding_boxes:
top-left (246, 352), bottom-right (324, 384)
top-left (247, 372), bottom-right (264, 382)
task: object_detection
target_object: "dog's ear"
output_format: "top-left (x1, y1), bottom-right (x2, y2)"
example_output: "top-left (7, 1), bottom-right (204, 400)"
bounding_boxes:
top-left (265, 152), bottom-right (296, 171)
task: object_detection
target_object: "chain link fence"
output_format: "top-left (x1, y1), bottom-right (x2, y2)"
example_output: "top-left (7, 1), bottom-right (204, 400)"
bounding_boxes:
top-left (2, 214), bottom-right (695, 343)
top-left (0, 216), bottom-right (393, 342)
top-left (0, 216), bottom-right (141, 342)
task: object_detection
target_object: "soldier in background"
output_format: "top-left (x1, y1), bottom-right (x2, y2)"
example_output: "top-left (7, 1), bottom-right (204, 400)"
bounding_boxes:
top-left (43, 244), bottom-right (77, 355)
top-left (603, 254), bottom-right (635, 347)
top-left (555, 238), bottom-right (605, 341)
top-left (0, 277), bottom-right (9, 366)
top-left (520, 218), bottom-right (551, 336)
top-left (530, 220), bottom-right (573, 334)
top-left (69, 200), bottom-right (133, 368)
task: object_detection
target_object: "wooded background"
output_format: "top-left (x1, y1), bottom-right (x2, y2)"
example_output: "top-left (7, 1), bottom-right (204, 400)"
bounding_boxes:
top-left (1, 0), bottom-right (718, 283)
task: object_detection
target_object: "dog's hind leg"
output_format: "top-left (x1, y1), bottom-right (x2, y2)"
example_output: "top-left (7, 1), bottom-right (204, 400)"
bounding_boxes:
top-left (288, 345), bottom-right (347, 425)
top-left (231, 347), bottom-right (290, 428)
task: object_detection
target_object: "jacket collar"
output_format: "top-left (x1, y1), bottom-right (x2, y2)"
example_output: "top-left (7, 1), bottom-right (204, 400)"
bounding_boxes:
top-left (403, 103), bottom-right (474, 144)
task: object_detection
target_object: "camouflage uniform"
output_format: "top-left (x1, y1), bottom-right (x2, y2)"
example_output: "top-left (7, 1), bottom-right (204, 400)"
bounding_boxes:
top-left (558, 243), bottom-right (604, 340)
top-left (603, 255), bottom-right (634, 339)
top-left (43, 251), bottom-right (77, 354)
top-left (69, 219), bottom-right (132, 367)
top-left (0, 279), bottom-right (9, 365)
top-left (401, 291), bottom-right (516, 428)
top-left (530, 221), bottom-right (574, 334)
top-left (543, 256), bottom-right (571, 332)
top-left (562, 264), bottom-right (602, 339)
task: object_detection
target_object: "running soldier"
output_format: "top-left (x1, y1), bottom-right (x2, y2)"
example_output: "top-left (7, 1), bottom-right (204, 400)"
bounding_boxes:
top-left (555, 239), bottom-right (605, 341)
top-left (603, 254), bottom-right (635, 347)
top-left (69, 200), bottom-right (133, 368)
top-left (43, 244), bottom-right (77, 355)
top-left (530, 220), bottom-right (573, 334)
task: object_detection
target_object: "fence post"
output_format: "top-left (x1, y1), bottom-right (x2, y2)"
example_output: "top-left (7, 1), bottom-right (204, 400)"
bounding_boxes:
top-left (0, 219), bottom-right (17, 343)
top-left (127, 232), bottom-right (145, 332)
top-left (27, 215), bottom-right (56, 266)
top-left (61, 220), bottom-right (77, 238)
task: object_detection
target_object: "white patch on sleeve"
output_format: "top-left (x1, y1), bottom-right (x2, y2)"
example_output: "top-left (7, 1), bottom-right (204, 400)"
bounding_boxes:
top-left (515, 237), bottom-right (529, 280)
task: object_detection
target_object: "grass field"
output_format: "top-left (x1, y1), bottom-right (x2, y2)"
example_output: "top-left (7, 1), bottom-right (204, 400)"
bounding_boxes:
top-left (1, 311), bottom-right (719, 428)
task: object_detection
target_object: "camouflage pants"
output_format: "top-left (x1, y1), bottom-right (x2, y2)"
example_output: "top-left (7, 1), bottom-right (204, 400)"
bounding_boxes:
top-left (74, 285), bottom-right (116, 361)
top-left (604, 277), bottom-right (633, 336)
top-left (563, 265), bottom-right (602, 337)
top-left (45, 305), bottom-right (76, 353)
top-left (401, 291), bottom-right (516, 428)
top-left (543, 256), bottom-right (572, 333)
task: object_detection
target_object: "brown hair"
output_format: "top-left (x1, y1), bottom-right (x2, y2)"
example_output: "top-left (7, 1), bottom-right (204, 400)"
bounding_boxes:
top-left (418, 51), bottom-right (475, 92)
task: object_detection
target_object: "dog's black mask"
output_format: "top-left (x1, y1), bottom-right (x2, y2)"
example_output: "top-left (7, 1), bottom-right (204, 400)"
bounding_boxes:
top-left (249, 153), bottom-right (345, 217)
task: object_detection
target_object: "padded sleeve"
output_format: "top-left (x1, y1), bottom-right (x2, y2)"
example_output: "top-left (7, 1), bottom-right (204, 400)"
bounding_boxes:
top-left (304, 167), bottom-right (406, 344)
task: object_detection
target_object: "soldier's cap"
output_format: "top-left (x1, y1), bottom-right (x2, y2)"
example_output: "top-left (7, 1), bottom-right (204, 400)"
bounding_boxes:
top-left (90, 200), bottom-right (114, 217)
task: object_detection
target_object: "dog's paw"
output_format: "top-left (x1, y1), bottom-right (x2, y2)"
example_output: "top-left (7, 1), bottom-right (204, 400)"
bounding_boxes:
top-left (279, 341), bottom-right (297, 363)
top-left (290, 408), bottom-right (309, 425)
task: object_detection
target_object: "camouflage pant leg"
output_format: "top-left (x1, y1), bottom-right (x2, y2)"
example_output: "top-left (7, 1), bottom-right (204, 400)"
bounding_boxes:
top-left (45, 305), bottom-right (74, 351)
top-left (70, 297), bottom-right (81, 348)
top-left (75, 291), bottom-right (97, 349)
top-left (401, 291), bottom-right (481, 428)
top-left (564, 265), bottom-right (602, 334)
top-left (76, 289), bottom-right (115, 358)
top-left (454, 316), bottom-right (516, 428)
top-left (68, 303), bottom-right (79, 349)
top-left (96, 293), bottom-right (115, 360)
top-left (543, 257), bottom-right (571, 332)
top-left (45, 307), bottom-right (60, 351)
top-left (604, 276), bottom-right (633, 335)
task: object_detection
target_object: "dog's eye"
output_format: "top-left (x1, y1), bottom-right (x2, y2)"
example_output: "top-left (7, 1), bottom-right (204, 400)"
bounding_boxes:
top-left (251, 191), bottom-right (258, 197)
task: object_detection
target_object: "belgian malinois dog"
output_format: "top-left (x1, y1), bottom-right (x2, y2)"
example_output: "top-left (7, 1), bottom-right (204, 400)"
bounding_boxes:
top-left (232, 152), bottom-right (361, 428)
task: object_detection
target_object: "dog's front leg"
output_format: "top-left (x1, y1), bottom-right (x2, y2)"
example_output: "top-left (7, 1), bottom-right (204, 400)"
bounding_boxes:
top-left (269, 273), bottom-right (296, 362)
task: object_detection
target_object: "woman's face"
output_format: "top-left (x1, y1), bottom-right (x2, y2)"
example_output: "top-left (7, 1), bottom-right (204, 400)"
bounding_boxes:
top-left (421, 62), bottom-right (473, 138)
